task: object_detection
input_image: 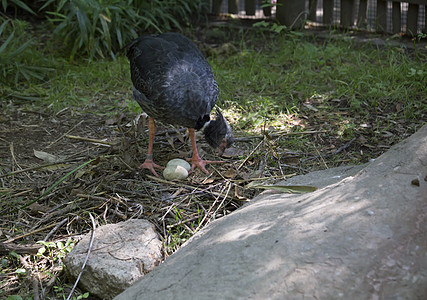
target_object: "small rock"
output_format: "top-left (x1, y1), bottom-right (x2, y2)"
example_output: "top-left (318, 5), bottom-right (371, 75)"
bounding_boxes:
top-left (63, 219), bottom-right (163, 300)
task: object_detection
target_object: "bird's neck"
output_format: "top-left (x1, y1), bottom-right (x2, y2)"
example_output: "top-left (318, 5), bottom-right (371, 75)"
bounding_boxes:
top-left (195, 115), bottom-right (211, 131)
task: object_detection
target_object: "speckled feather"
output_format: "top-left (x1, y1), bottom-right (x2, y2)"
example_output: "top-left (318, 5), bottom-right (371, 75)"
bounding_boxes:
top-left (126, 33), bottom-right (219, 130)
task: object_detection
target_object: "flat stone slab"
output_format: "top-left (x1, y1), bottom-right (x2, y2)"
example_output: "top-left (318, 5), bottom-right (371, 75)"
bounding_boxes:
top-left (116, 125), bottom-right (427, 300)
top-left (64, 219), bottom-right (163, 300)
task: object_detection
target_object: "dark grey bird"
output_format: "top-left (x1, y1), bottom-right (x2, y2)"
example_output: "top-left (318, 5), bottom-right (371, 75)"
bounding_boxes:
top-left (125, 32), bottom-right (233, 176)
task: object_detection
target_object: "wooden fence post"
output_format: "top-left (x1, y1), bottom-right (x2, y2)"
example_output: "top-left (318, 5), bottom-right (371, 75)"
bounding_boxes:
top-left (228, 0), bottom-right (238, 14)
top-left (341, 0), bottom-right (355, 28)
top-left (425, 5), bottom-right (427, 33)
top-left (245, 0), bottom-right (256, 15)
top-left (406, 3), bottom-right (419, 35)
top-left (308, 0), bottom-right (318, 22)
top-left (392, 2), bottom-right (401, 34)
top-left (276, 0), bottom-right (307, 28)
top-left (211, 0), bottom-right (223, 14)
top-left (262, 0), bottom-right (272, 17)
top-left (357, 0), bottom-right (368, 27)
top-left (376, 0), bottom-right (387, 32)
top-left (323, 0), bottom-right (334, 24)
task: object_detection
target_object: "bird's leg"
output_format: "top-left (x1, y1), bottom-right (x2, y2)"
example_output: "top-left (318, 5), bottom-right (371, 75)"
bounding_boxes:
top-left (138, 117), bottom-right (164, 177)
top-left (187, 128), bottom-right (225, 174)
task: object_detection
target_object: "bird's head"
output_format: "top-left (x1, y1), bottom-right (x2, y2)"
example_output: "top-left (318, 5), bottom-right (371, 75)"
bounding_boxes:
top-left (203, 109), bottom-right (233, 155)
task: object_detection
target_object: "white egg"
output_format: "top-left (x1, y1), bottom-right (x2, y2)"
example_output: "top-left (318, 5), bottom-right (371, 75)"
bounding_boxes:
top-left (163, 165), bottom-right (188, 180)
top-left (166, 158), bottom-right (191, 172)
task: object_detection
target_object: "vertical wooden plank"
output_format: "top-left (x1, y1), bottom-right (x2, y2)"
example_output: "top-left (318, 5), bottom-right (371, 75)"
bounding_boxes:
top-left (357, 0), bottom-right (368, 28)
top-left (425, 4), bottom-right (427, 33)
top-left (392, 2), bottom-right (401, 34)
top-left (211, 0), bottom-right (223, 14)
top-left (341, 0), bottom-right (355, 28)
top-left (245, 0), bottom-right (256, 15)
top-left (406, 3), bottom-right (419, 35)
top-left (262, 0), bottom-right (272, 17)
top-left (228, 0), bottom-right (238, 14)
top-left (376, 0), bottom-right (387, 32)
top-left (308, 0), bottom-right (318, 22)
top-left (276, 0), bottom-right (306, 28)
top-left (323, 0), bottom-right (334, 25)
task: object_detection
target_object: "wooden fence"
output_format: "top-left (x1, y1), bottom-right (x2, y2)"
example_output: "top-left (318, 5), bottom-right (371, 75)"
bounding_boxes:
top-left (210, 0), bottom-right (427, 35)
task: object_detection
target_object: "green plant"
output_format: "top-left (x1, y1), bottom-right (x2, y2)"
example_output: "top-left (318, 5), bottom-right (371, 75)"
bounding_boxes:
top-left (46, 0), bottom-right (208, 60)
top-left (47, 0), bottom-right (140, 60)
top-left (164, 207), bottom-right (195, 255)
top-left (253, 20), bottom-right (288, 33)
top-left (6, 295), bottom-right (24, 300)
top-left (1, 0), bottom-right (36, 15)
top-left (37, 238), bottom-right (76, 263)
top-left (0, 18), bottom-right (52, 86)
top-left (132, 0), bottom-right (208, 31)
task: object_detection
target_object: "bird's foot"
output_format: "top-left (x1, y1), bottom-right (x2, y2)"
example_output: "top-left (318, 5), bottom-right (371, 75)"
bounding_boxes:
top-left (138, 159), bottom-right (164, 177)
top-left (187, 157), bottom-right (225, 174)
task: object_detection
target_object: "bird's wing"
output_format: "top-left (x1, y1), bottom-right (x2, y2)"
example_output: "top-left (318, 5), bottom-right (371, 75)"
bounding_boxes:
top-left (126, 33), bottom-right (218, 129)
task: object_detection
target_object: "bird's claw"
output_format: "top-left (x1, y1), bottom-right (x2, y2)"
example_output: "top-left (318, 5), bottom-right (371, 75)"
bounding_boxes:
top-left (186, 158), bottom-right (225, 174)
top-left (138, 159), bottom-right (164, 177)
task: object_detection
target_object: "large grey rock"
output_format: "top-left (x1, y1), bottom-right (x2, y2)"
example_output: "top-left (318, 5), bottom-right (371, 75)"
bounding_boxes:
top-left (64, 219), bottom-right (163, 300)
top-left (116, 125), bottom-right (427, 300)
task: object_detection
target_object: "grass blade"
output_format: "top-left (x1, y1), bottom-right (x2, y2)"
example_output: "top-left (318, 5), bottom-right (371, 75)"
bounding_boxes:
top-left (0, 30), bottom-right (14, 54)
top-left (0, 19), bottom-right (10, 37)
top-left (8, 38), bottom-right (33, 58)
top-left (75, 8), bottom-right (89, 45)
top-left (8, 0), bottom-right (36, 15)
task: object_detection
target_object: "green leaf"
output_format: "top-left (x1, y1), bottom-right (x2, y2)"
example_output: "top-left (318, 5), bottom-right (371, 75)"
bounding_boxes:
top-left (0, 30), bottom-right (14, 54)
top-left (9, 251), bottom-right (19, 259)
top-left (0, 19), bottom-right (10, 37)
top-left (75, 9), bottom-right (89, 45)
top-left (7, 0), bottom-right (36, 15)
top-left (116, 27), bottom-right (122, 47)
top-left (1, 258), bottom-right (9, 267)
top-left (8, 38), bottom-right (33, 58)
top-left (37, 246), bottom-right (47, 256)
top-left (6, 296), bottom-right (23, 300)
top-left (15, 268), bottom-right (27, 274)
top-left (252, 21), bottom-right (269, 28)
top-left (99, 13), bottom-right (111, 48)
top-left (38, 0), bottom-right (56, 11)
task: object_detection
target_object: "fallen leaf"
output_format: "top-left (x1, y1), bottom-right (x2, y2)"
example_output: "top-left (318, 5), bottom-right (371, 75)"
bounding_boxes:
top-left (202, 177), bottom-right (215, 184)
top-left (222, 147), bottom-right (246, 158)
top-left (303, 103), bottom-right (319, 112)
top-left (34, 150), bottom-right (64, 163)
top-left (224, 169), bottom-right (237, 179)
top-left (165, 132), bottom-right (175, 150)
top-left (105, 114), bottom-right (124, 125)
top-left (28, 203), bottom-right (50, 215)
top-left (40, 163), bottom-right (72, 171)
top-left (382, 131), bottom-right (394, 138)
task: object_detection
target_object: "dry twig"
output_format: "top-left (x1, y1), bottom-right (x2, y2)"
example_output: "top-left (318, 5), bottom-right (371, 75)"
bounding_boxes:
top-left (66, 213), bottom-right (96, 300)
